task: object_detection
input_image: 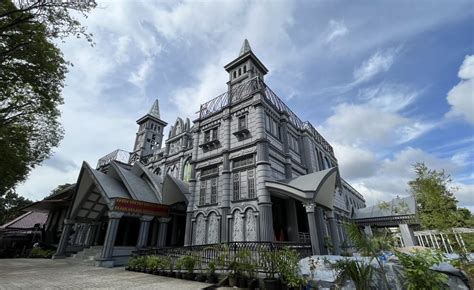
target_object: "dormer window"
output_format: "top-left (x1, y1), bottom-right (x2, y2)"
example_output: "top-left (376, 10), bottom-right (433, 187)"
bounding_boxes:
top-left (238, 68), bottom-right (241, 76)
top-left (233, 71), bottom-right (237, 79)
top-left (243, 65), bottom-right (247, 73)
top-left (233, 114), bottom-right (250, 139)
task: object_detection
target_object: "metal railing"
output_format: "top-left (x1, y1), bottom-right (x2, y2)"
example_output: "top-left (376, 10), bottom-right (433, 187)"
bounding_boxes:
top-left (133, 241), bottom-right (312, 272)
top-left (96, 149), bottom-right (131, 168)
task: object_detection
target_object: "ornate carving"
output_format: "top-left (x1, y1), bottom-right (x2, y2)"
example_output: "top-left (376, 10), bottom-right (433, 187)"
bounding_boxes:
top-left (232, 211), bottom-right (244, 241)
top-left (195, 215), bottom-right (206, 245)
top-left (245, 209), bottom-right (257, 241)
top-left (208, 213), bottom-right (219, 244)
top-left (303, 202), bottom-right (316, 213)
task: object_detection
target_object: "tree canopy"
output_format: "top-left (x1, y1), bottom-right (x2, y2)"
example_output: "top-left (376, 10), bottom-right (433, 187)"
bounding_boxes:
top-left (0, 189), bottom-right (32, 225)
top-left (0, 0), bottom-right (95, 195)
top-left (409, 162), bottom-right (470, 230)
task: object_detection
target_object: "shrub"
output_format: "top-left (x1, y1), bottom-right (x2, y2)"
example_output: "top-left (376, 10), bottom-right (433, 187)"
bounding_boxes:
top-left (177, 255), bottom-right (196, 274)
top-left (145, 256), bottom-right (163, 271)
top-left (29, 247), bottom-right (55, 258)
top-left (277, 248), bottom-right (306, 288)
top-left (331, 259), bottom-right (374, 290)
top-left (395, 249), bottom-right (448, 290)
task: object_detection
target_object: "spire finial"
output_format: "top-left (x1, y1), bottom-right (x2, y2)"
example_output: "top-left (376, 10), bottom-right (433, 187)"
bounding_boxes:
top-left (149, 99), bottom-right (160, 119)
top-left (239, 39), bottom-right (252, 56)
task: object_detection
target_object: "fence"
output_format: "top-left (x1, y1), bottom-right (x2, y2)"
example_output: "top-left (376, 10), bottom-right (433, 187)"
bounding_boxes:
top-left (133, 241), bottom-right (312, 272)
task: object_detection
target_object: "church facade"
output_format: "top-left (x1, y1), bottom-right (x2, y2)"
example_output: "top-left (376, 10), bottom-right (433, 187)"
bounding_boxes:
top-left (129, 41), bottom-right (365, 252)
top-left (49, 40), bottom-right (366, 267)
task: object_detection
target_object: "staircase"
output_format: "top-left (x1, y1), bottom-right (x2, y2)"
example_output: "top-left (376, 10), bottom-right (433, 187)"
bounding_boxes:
top-left (67, 246), bottom-right (103, 265)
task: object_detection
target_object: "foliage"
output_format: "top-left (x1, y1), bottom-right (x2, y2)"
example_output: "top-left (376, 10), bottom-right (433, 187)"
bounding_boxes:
top-left (0, 189), bottom-right (32, 225)
top-left (177, 255), bottom-right (196, 274)
top-left (345, 222), bottom-right (394, 289)
top-left (128, 256), bottom-right (147, 269)
top-left (207, 260), bottom-right (217, 276)
top-left (260, 248), bottom-right (279, 279)
top-left (409, 163), bottom-right (468, 230)
top-left (145, 256), bottom-right (163, 271)
top-left (29, 247), bottom-right (54, 258)
top-left (331, 259), bottom-right (374, 290)
top-left (395, 249), bottom-right (448, 290)
top-left (277, 248), bottom-right (306, 287)
top-left (0, 0), bottom-right (95, 194)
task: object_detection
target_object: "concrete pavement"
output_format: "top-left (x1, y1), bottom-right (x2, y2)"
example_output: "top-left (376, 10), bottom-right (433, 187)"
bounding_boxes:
top-left (0, 258), bottom-right (211, 289)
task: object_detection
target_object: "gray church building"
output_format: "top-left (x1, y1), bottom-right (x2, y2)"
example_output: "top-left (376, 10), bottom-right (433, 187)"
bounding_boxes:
top-left (47, 40), bottom-right (371, 267)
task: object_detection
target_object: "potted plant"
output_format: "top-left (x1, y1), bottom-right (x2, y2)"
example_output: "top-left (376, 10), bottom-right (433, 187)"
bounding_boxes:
top-left (206, 260), bottom-right (219, 284)
top-left (175, 258), bottom-right (183, 279)
top-left (236, 249), bottom-right (252, 288)
top-left (179, 255), bottom-right (197, 280)
top-left (277, 248), bottom-right (306, 290)
top-left (261, 249), bottom-right (280, 290)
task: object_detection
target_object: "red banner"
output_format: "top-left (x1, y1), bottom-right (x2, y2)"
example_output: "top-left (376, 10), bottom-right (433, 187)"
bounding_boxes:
top-left (113, 198), bottom-right (169, 217)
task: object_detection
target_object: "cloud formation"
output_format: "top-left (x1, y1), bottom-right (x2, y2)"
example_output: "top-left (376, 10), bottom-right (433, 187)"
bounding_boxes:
top-left (446, 55), bottom-right (474, 124)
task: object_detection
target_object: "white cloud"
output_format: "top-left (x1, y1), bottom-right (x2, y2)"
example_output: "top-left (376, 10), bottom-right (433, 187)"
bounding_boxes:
top-left (325, 20), bottom-right (348, 44)
top-left (446, 55), bottom-right (474, 124)
top-left (333, 143), bottom-right (377, 179)
top-left (353, 48), bottom-right (399, 84)
top-left (349, 147), bottom-right (463, 207)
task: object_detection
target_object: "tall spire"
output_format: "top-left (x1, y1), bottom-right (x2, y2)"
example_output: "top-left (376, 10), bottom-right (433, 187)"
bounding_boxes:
top-left (239, 39), bottom-right (252, 56)
top-left (148, 99), bottom-right (160, 119)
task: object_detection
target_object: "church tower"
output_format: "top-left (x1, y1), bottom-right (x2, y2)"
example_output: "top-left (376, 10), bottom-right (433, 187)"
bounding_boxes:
top-left (130, 99), bottom-right (167, 163)
top-left (224, 39), bottom-right (268, 90)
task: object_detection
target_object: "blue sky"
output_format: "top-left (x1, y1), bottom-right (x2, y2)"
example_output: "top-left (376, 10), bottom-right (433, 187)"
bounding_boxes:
top-left (17, 0), bottom-right (474, 211)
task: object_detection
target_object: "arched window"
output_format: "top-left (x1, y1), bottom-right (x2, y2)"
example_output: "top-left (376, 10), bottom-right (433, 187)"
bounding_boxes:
top-left (183, 159), bottom-right (192, 182)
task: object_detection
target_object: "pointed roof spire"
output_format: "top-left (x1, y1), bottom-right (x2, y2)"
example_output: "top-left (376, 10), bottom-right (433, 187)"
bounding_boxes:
top-left (148, 99), bottom-right (160, 119)
top-left (239, 39), bottom-right (252, 56)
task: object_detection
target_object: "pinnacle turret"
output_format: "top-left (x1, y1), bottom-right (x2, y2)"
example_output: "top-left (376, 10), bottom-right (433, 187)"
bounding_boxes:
top-left (149, 99), bottom-right (160, 119)
top-left (239, 39), bottom-right (252, 56)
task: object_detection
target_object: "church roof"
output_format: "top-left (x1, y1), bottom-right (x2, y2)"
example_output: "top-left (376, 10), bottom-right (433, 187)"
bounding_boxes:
top-left (239, 39), bottom-right (252, 56)
top-left (148, 99), bottom-right (160, 119)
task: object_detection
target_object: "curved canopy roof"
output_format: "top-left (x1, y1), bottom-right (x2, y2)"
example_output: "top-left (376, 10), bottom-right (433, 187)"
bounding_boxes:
top-left (265, 167), bottom-right (338, 208)
top-left (69, 161), bottom-right (188, 221)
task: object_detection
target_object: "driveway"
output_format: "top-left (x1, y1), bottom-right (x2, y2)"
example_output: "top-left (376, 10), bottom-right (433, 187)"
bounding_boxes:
top-left (0, 259), bottom-right (211, 289)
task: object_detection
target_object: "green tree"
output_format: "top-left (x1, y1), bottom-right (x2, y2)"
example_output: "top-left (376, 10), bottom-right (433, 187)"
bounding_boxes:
top-left (409, 163), bottom-right (463, 230)
top-left (0, 0), bottom-right (95, 195)
top-left (0, 189), bottom-right (32, 225)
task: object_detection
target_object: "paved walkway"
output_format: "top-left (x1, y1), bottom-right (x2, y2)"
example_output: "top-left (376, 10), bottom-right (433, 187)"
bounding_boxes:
top-left (0, 259), bottom-right (211, 289)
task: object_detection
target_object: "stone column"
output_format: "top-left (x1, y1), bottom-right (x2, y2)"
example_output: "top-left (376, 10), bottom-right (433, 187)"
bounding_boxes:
top-left (220, 116), bottom-right (231, 243)
top-left (136, 215), bottom-right (154, 248)
top-left (184, 127), bottom-right (200, 246)
top-left (364, 225), bottom-right (373, 237)
top-left (157, 217), bottom-right (172, 247)
top-left (52, 219), bottom-right (74, 259)
top-left (399, 223), bottom-right (416, 247)
top-left (315, 206), bottom-right (327, 255)
top-left (97, 211), bottom-right (123, 267)
top-left (327, 212), bottom-right (341, 255)
top-left (303, 202), bottom-right (320, 255)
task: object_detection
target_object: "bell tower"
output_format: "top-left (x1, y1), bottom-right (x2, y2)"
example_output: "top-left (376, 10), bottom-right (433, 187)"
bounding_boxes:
top-left (130, 99), bottom-right (167, 163)
top-left (224, 39), bottom-right (269, 90)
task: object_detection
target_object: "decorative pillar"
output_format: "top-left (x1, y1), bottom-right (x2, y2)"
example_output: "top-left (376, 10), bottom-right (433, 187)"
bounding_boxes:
top-left (254, 98), bottom-right (274, 242)
top-left (315, 206), bottom-right (327, 255)
top-left (136, 215), bottom-right (154, 248)
top-left (303, 202), bottom-right (320, 255)
top-left (327, 212), bottom-right (341, 255)
top-left (364, 225), bottom-right (373, 237)
top-left (157, 217), bottom-right (172, 247)
top-left (52, 219), bottom-right (74, 259)
top-left (97, 211), bottom-right (123, 267)
top-left (399, 223), bottom-right (416, 247)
